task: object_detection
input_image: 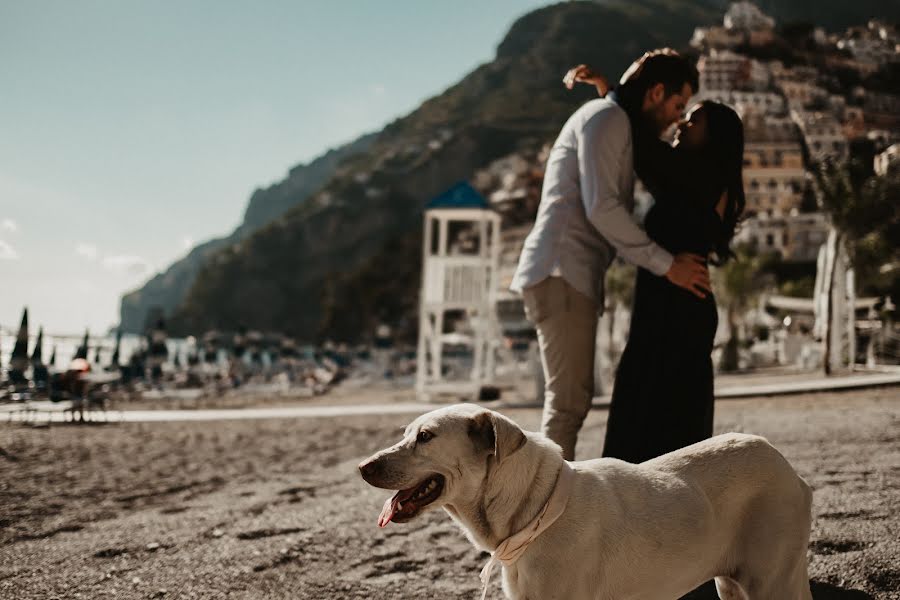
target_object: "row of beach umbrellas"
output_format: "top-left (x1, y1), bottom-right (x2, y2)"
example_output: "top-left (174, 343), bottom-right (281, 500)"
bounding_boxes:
top-left (3, 307), bottom-right (310, 381)
top-left (2, 307), bottom-right (113, 377)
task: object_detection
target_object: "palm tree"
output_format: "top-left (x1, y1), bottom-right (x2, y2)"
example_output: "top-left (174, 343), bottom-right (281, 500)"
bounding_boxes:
top-left (815, 159), bottom-right (899, 373)
top-left (604, 261), bottom-right (635, 366)
top-left (713, 247), bottom-right (769, 372)
top-left (600, 261), bottom-right (636, 395)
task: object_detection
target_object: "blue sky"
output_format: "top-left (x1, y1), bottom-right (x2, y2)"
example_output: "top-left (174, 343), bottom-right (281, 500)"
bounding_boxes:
top-left (0, 0), bottom-right (548, 335)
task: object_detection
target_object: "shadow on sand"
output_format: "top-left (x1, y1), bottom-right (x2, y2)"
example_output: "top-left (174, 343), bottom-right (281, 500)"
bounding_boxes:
top-left (681, 580), bottom-right (873, 599)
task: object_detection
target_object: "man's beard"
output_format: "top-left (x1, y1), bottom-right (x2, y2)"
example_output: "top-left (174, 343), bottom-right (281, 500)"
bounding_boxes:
top-left (647, 106), bottom-right (669, 136)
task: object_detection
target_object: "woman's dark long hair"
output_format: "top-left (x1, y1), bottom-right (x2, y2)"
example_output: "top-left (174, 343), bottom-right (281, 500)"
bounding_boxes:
top-left (697, 100), bottom-right (745, 265)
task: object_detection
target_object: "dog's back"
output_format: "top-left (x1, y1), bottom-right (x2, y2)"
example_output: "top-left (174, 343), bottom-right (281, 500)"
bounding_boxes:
top-left (644, 433), bottom-right (813, 599)
top-left (644, 433), bottom-right (808, 500)
top-left (543, 433), bottom-right (812, 599)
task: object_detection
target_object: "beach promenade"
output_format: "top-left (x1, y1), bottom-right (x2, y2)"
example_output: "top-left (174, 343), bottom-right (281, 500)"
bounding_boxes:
top-left (5, 368), bottom-right (899, 424)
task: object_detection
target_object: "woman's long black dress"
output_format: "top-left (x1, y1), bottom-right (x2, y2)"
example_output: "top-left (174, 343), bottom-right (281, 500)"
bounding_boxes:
top-left (601, 131), bottom-right (724, 464)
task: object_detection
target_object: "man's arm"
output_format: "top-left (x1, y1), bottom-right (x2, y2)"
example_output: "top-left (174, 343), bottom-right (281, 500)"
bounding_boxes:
top-left (577, 107), bottom-right (673, 276)
top-left (577, 108), bottom-right (711, 298)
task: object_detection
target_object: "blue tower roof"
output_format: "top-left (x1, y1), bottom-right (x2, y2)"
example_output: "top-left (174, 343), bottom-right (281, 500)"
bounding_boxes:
top-left (426, 182), bottom-right (489, 210)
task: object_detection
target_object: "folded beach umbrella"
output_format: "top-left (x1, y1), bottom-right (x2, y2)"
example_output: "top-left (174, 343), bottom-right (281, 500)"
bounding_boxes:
top-left (31, 327), bottom-right (50, 386)
top-left (30, 326), bottom-right (43, 366)
top-left (109, 330), bottom-right (122, 368)
top-left (9, 307), bottom-right (29, 371)
top-left (73, 329), bottom-right (89, 360)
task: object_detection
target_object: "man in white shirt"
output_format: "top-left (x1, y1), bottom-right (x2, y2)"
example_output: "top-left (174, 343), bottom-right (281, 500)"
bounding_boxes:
top-left (510, 50), bottom-right (709, 460)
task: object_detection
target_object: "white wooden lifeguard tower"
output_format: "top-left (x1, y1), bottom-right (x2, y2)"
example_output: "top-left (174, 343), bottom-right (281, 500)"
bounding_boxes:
top-left (416, 182), bottom-right (502, 401)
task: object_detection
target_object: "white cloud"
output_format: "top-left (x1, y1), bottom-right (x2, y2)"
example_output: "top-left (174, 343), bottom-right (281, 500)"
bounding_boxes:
top-left (0, 239), bottom-right (18, 260)
top-left (102, 254), bottom-right (151, 276)
top-left (182, 236), bottom-right (195, 251)
top-left (371, 84), bottom-right (387, 98)
top-left (1, 218), bottom-right (17, 233)
top-left (75, 243), bottom-right (99, 260)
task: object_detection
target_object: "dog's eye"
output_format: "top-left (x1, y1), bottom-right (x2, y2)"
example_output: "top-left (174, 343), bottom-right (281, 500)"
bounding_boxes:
top-left (417, 431), bottom-right (434, 444)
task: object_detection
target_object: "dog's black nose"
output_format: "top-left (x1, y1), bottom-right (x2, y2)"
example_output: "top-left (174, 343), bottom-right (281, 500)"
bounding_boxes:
top-left (359, 460), bottom-right (379, 479)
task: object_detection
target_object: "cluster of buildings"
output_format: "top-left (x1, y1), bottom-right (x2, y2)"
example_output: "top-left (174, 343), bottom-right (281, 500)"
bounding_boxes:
top-left (690, 1), bottom-right (776, 50)
top-left (691, 2), bottom-right (899, 261)
top-left (480, 3), bottom-right (899, 276)
top-left (834, 19), bottom-right (900, 74)
top-left (479, 3), bottom-right (898, 275)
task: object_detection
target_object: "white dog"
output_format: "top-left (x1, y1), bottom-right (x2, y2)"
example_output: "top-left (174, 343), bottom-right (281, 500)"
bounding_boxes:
top-left (359, 404), bottom-right (813, 600)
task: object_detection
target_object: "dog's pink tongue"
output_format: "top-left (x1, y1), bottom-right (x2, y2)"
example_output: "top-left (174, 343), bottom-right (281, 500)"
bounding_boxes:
top-left (377, 488), bottom-right (415, 528)
top-left (378, 493), bottom-right (401, 528)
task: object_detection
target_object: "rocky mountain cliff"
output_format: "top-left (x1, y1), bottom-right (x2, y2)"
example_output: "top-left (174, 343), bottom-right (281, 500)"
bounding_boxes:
top-left (118, 133), bottom-right (376, 332)
top-left (123, 0), bottom-right (900, 340)
top-left (162, 0), bottom-right (722, 340)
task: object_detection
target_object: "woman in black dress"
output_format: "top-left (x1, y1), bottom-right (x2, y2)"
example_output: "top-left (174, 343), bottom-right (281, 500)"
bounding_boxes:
top-left (602, 101), bottom-right (746, 463)
top-left (564, 65), bottom-right (746, 463)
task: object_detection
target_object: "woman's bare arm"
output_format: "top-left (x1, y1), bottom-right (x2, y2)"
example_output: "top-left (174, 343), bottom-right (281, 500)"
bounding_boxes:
top-left (563, 64), bottom-right (609, 97)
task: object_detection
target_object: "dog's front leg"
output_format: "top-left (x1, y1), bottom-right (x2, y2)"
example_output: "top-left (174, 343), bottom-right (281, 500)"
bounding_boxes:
top-left (500, 565), bottom-right (525, 600)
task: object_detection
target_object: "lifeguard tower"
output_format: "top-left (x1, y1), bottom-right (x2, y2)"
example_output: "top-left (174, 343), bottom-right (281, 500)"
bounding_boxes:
top-left (416, 182), bottom-right (502, 401)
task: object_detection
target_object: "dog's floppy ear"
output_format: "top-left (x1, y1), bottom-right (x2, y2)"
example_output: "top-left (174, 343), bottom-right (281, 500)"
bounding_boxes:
top-left (468, 410), bottom-right (526, 463)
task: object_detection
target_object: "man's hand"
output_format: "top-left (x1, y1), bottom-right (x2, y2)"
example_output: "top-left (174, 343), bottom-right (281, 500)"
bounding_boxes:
top-left (665, 253), bottom-right (711, 299)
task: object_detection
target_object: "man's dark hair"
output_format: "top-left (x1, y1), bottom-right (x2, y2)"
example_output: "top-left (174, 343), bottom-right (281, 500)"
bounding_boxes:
top-left (615, 49), bottom-right (699, 117)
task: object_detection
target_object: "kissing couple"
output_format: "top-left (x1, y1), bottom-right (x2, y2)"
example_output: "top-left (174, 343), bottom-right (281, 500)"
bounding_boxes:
top-left (511, 48), bottom-right (746, 464)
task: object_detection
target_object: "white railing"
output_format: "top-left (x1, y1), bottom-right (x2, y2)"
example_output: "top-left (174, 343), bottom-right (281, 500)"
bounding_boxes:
top-left (423, 256), bottom-right (492, 306)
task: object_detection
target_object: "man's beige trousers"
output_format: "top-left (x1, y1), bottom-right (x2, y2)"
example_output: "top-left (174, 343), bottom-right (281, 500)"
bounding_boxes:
top-left (522, 277), bottom-right (598, 460)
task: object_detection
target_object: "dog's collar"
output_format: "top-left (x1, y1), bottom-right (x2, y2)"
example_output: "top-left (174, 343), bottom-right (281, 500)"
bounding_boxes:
top-left (479, 460), bottom-right (575, 599)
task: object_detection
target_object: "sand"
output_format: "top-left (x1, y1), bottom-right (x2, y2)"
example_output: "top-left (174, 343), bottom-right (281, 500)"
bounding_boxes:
top-left (1, 387), bottom-right (898, 599)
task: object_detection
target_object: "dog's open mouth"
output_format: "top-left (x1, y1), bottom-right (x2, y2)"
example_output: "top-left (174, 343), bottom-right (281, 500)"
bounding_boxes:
top-left (377, 474), bottom-right (445, 527)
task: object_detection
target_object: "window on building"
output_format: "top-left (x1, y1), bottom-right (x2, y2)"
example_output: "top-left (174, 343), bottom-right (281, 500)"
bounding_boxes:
top-left (766, 234), bottom-right (774, 247)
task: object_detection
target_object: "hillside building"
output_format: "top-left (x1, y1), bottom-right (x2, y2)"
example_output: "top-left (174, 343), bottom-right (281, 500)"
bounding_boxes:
top-left (791, 109), bottom-right (849, 164)
top-left (741, 111), bottom-right (807, 217)
top-left (698, 50), bottom-right (770, 92)
top-left (735, 213), bottom-right (829, 262)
